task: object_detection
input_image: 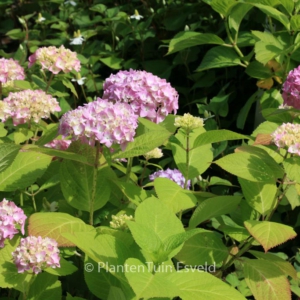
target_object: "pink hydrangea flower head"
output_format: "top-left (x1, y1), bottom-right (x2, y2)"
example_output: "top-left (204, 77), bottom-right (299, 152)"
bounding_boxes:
top-left (28, 45), bottom-right (80, 74)
top-left (0, 199), bottom-right (27, 248)
top-left (271, 123), bottom-right (300, 155)
top-left (103, 69), bottom-right (179, 123)
top-left (59, 98), bottom-right (138, 150)
top-left (282, 66), bottom-right (300, 109)
top-left (0, 58), bottom-right (25, 84)
top-left (149, 168), bottom-right (190, 189)
top-left (1, 90), bottom-right (61, 125)
top-left (45, 139), bottom-right (71, 150)
top-left (12, 236), bottom-right (60, 274)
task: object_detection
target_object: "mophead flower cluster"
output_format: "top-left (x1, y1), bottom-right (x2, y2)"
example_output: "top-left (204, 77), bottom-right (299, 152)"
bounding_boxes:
top-left (1, 90), bottom-right (61, 125)
top-left (59, 98), bottom-right (138, 150)
top-left (282, 65), bottom-right (300, 109)
top-left (271, 123), bottom-right (300, 155)
top-left (12, 236), bottom-right (60, 274)
top-left (0, 199), bottom-right (27, 248)
top-left (149, 168), bottom-right (190, 189)
top-left (103, 69), bottom-right (178, 123)
top-left (28, 45), bottom-right (80, 74)
top-left (0, 58), bottom-right (25, 84)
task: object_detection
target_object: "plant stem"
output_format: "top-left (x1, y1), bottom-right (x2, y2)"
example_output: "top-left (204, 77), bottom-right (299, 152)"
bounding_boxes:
top-left (184, 132), bottom-right (190, 189)
top-left (139, 160), bottom-right (148, 186)
top-left (224, 18), bottom-right (249, 66)
top-left (0, 82), bottom-right (2, 100)
top-left (31, 186), bottom-right (37, 212)
top-left (45, 73), bottom-right (54, 93)
top-left (90, 141), bottom-right (100, 226)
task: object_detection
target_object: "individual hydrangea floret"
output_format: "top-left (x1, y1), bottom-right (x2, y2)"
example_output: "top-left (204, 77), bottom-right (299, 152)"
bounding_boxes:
top-left (271, 123), bottom-right (300, 155)
top-left (149, 168), bottom-right (190, 189)
top-left (103, 69), bottom-right (179, 123)
top-left (144, 148), bottom-right (163, 160)
top-left (0, 58), bottom-right (25, 84)
top-left (1, 90), bottom-right (61, 125)
top-left (59, 98), bottom-right (138, 150)
top-left (45, 139), bottom-right (71, 150)
top-left (110, 214), bottom-right (134, 230)
top-left (0, 199), bottom-right (27, 248)
top-left (282, 65), bottom-right (300, 109)
top-left (174, 113), bottom-right (204, 131)
top-left (28, 45), bottom-right (80, 74)
top-left (12, 236), bottom-right (60, 274)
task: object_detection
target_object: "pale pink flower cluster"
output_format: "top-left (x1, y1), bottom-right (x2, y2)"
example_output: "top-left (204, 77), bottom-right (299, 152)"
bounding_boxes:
top-left (282, 66), bottom-right (300, 109)
top-left (0, 199), bottom-right (27, 248)
top-left (59, 98), bottom-right (138, 150)
top-left (0, 58), bottom-right (25, 84)
top-left (103, 69), bottom-right (179, 123)
top-left (1, 90), bottom-right (61, 125)
top-left (271, 123), bottom-right (300, 155)
top-left (149, 168), bottom-right (190, 189)
top-left (45, 139), bottom-right (71, 150)
top-left (12, 236), bottom-right (60, 274)
top-left (28, 45), bottom-right (80, 74)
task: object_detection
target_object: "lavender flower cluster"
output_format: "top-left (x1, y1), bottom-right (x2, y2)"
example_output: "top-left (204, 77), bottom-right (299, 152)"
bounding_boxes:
top-left (103, 69), bottom-right (178, 123)
top-left (59, 98), bottom-right (138, 150)
top-left (28, 45), bottom-right (80, 74)
top-left (0, 199), bottom-right (27, 248)
top-left (271, 123), bottom-right (300, 155)
top-left (149, 168), bottom-right (190, 189)
top-left (1, 90), bottom-right (61, 125)
top-left (0, 58), bottom-right (25, 84)
top-left (282, 65), bottom-right (300, 109)
top-left (12, 236), bottom-right (60, 274)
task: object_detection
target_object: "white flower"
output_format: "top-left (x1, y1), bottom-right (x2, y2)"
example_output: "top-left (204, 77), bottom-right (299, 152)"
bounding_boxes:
top-left (37, 13), bottom-right (45, 23)
top-left (130, 10), bottom-right (143, 20)
top-left (70, 35), bottom-right (84, 45)
top-left (64, 0), bottom-right (77, 6)
top-left (71, 77), bottom-right (86, 85)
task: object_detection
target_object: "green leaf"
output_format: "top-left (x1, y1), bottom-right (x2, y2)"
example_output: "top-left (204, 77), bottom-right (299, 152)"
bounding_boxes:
top-left (244, 220), bottom-right (297, 252)
top-left (193, 129), bottom-right (250, 148)
top-left (175, 230), bottom-right (228, 266)
top-left (249, 250), bottom-right (297, 280)
top-left (245, 61), bottom-right (272, 79)
top-left (0, 151), bottom-right (52, 191)
top-left (60, 161), bottom-right (111, 211)
top-left (209, 0), bottom-right (237, 16)
top-left (252, 3), bottom-right (290, 29)
top-left (84, 257), bottom-right (134, 300)
top-left (189, 195), bottom-right (242, 228)
top-left (229, 3), bottom-right (253, 34)
top-left (238, 179), bottom-right (276, 215)
top-left (168, 270), bottom-right (247, 300)
top-left (237, 92), bottom-right (259, 130)
top-left (27, 273), bottom-right (61, 300)
top-left (28, 212), bottom-right (94, 247)
top-left (283, 157), bottom-right (300, 183)
top-left (62, 79), bottom-right (78, 98)
top-left (214, 152), bottom-right (276, 183)
top-left (254, 41), bottom-right (284, 65)
top-left (0, 143), bottom-right (20, 173)
top-left (284, 185), bottom-right (300, 209)
top-left (167, 31), bottom-right (225, 55)
top-left (196, 46), bottom-right (242, 72)
top-left (62, 232), bottom-right (131, 282)
top-left (154, 178), bottom-right (198, 213)
top-left (45, 257), bottom-right (78, 276)
top-left (35, 124), bottom-right (60, 146)
top-left (0, 123), bottom-right (7, 137)
top-left (13, 128), bottom-right (34, 144)
top-left (99, 56), bottom-right (123, 69)
top-left (113, 128), bottom-right (171, 159)
top-left (171, 127), bottom-right (213, 179)
top-left (125, 258), bottom-right (177, 299)
top-left (24, 144), bottom-right (90, 165)
top-left (242, 258), bottom-right (291, 300)
top-left (31, 75), bottom-right (68, 97)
